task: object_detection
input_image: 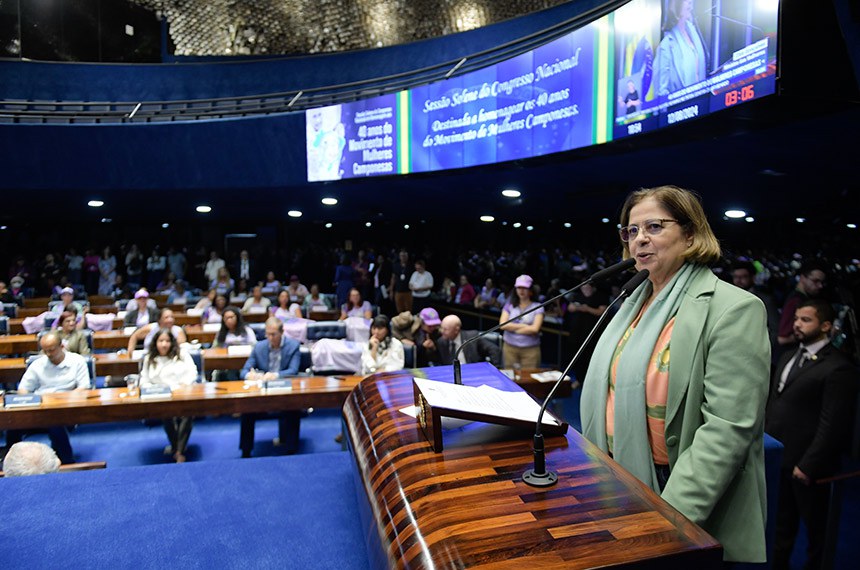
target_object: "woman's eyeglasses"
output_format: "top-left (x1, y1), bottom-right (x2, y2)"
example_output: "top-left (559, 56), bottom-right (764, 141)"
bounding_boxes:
top-left (619, 219), bottom-right (680, 242)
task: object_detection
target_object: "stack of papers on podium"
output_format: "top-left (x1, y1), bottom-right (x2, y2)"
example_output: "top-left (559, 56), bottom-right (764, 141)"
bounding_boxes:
top-left (413, 379), bottom-right (561, 427)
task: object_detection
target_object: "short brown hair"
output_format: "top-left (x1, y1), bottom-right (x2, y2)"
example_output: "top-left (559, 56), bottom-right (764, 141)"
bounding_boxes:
top-left (619, 185), bottom-right (721, 265)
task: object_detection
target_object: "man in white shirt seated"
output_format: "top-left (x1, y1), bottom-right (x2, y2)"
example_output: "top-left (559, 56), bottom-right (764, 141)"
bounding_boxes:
top-left (242, 286), bottom-right (272, 314)
top-left (6, 332), bottom-right (91, 464)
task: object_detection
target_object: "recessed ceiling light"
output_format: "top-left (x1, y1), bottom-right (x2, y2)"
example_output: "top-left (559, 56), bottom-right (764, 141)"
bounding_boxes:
top-left (325, 223), bottom-right (333, 228)
top-left (0, 225), bottom-right (7, 230)
top-left (564, 222), bottom-right (571, 228)
top-left (288, 210), bottom-right (302, 218)
top-left (745, 217), bottom-right (755, 223)
top-left (724, 209), bottom-right (746, 219)
top-left (526, 225), bottom-right (534, 231)
top-left (100, 218), bottom-right (112, 223)
top-left (404, 224), bottom-right (410, 229)
top-left (512, 222), bottom-right (522, 228)
top-left (480, 215), bottom-right (495, 222)
top-left (87, 200), bottom-right (104, 208)
top-left (847, 223), bottom-right (857, 229)
top-left (196, 205), bottom-right (212, 213)
top-left (601, 217), bottom-right (609, 223)
top-left (501, 189), bottom-right (521, 198)
top-left (321, 197), bottom-right (338, 206)
top-left (161, 223), bottom-right (169, 229)
top-left (365, 222), bottom-right (372, 227)
top-left (796, 217), bottom-right (806, 223)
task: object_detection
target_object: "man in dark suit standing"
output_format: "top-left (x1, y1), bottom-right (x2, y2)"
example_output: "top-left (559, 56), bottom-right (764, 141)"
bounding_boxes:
top-left (234, 250), bottom-right (254, 284)
top-left (435, 315), bottom-right (501, 367)
top-left (238, 318), bottom-right (302, 457)
top-left (766, 299), bottom-right (857, 570)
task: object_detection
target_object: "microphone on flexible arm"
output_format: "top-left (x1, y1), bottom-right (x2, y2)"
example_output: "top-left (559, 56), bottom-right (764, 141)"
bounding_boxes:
top-left (452, 258), bottom-right (636, 385)
top-left (522, 268), bottom-right (650, 487)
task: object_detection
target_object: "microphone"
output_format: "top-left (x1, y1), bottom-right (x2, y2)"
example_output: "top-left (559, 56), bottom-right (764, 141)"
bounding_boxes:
top-left (452, 258), bottom-right (635, 384)
top-left (522, 269), bottom-right (649, 487)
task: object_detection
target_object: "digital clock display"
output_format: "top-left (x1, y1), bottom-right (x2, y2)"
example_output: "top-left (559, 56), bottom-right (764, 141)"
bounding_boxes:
top-left (725, 85), bottom-right (756, 107)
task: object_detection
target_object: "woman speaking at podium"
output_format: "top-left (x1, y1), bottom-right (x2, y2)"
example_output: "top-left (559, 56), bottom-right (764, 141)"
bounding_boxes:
top-left (580, 186), bottom-right (770, 563)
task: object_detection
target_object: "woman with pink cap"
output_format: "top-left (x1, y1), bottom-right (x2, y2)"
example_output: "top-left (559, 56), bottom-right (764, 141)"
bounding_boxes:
top-left (499, 274), bottom-right (544, 368)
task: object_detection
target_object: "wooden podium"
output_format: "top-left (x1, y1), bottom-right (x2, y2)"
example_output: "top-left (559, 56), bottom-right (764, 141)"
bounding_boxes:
top-left (342, 362), bottom-right (722, 569)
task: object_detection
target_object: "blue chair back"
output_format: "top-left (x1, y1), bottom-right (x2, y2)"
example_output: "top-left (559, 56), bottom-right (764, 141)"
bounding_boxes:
top-left (188, 349), bottom-right (205, 382)
top-left (299, 347), bottom-right (312, 372)
top-left (306, 321), bottom-right (347, 341)
top-left (2, 303), bottom-right (17, 318)
top-left (402, 344), bottom-right (416, 369)
top-left (249, 322), bottom-right (266, 341)
top-left (0, 315), bottom-right (8, 335)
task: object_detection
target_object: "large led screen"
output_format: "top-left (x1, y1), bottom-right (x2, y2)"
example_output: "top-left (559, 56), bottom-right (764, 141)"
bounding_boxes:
top-left (306, 0), bottom-right (779, 182)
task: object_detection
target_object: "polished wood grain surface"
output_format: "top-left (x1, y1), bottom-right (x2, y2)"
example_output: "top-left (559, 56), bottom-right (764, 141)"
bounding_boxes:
top-left (343, 362), bottom-right (721, 569)
top-left (0, 376), bottom-right (361, 430)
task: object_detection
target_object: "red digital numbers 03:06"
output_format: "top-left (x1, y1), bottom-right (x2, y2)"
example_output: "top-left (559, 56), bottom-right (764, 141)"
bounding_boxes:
top-left (725, 84), bottom-right (755, 107)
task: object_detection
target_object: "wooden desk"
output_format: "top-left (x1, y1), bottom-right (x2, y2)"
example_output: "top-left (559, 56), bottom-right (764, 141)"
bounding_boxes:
top-left (23, 297), bottom-right (51, 309)
top-left (173, 314), bottom-right (202, 326)
top-left (343, 362), bottom-right (722, 569)
top-left (93, 348), bottom-right (249, 377)
top-left (0, 376), bottom-right (361, 431)
top-left (0, 357), bottom-right (25, 382)
top-left (308, 310), bottom-right (339, 321)
top-left (0, 327), bottom-right (216, 354)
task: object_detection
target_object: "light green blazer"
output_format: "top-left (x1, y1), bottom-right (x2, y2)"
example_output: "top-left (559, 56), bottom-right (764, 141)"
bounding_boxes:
top-left (583, 269), bottom-right (770, 562)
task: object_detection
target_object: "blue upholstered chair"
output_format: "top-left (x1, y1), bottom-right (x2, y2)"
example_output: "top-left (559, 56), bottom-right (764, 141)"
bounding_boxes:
top-left (306, 321), bottom-right (347, 341)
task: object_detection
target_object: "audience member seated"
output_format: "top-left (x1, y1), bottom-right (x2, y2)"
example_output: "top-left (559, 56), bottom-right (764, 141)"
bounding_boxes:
top-left (140, 328), bottom-right (198, 463)
top-left (271, 290), bottom-right (302, 321)
top-left (238, 318), bottom-right (302, 458)
top-left (262, 271), bottom-right (281, 292)
top-left (286, 275), bottom-right (310, 304)
top-left (50, 287), bottom-right (87, 330)
top-left (390, 311), bottom-right (421, 345)
top-left (108, 274), bottom-right (130, 301)
top-left (126, 308), bottom-right (187, 353)
top-left (242, 285), bottom-right (272, 314)
top-left (124, 289), bottom-right (160, 328)
top-left (8, 275), bottom-right (26, 305)
top-left (474, 278), bottom-right (499, 309)
top-left (500, 274), bottom-right (544, 368)
top-left (436, 315), bottom-right (501, 366)
top-left (211, 307), bottom-right (256, 380)
top-left (453, 275), bottom-right (476, 305)
top-left (2, 442), bottom-right (61, 477)
top-left (6, 331), bottom-right (91, 464)
top-left (339, 288), bottom-right (372, 320)
top-left (156, 271), bottom-right (178, 294)
top-left (193, 288), bottom-right (216, 311)
top-left (0, 280), bottom-right (19, 307)
top-left (211, 267), bottom-right (235, 297)
top-left (166, 280), bottom-right (189, 306)
top-left (302, 284), bottom-right (332, 313)
top-left (360, 315), bottom-right (405, 374)
top-left (230, 278), bottom-right (250, 305)
top-left (203, 294), bottom-right (229, 324)
top-left (55, 311), bottom-right (91, 356)
top-left (438, 276), bottom-right (456, 303)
